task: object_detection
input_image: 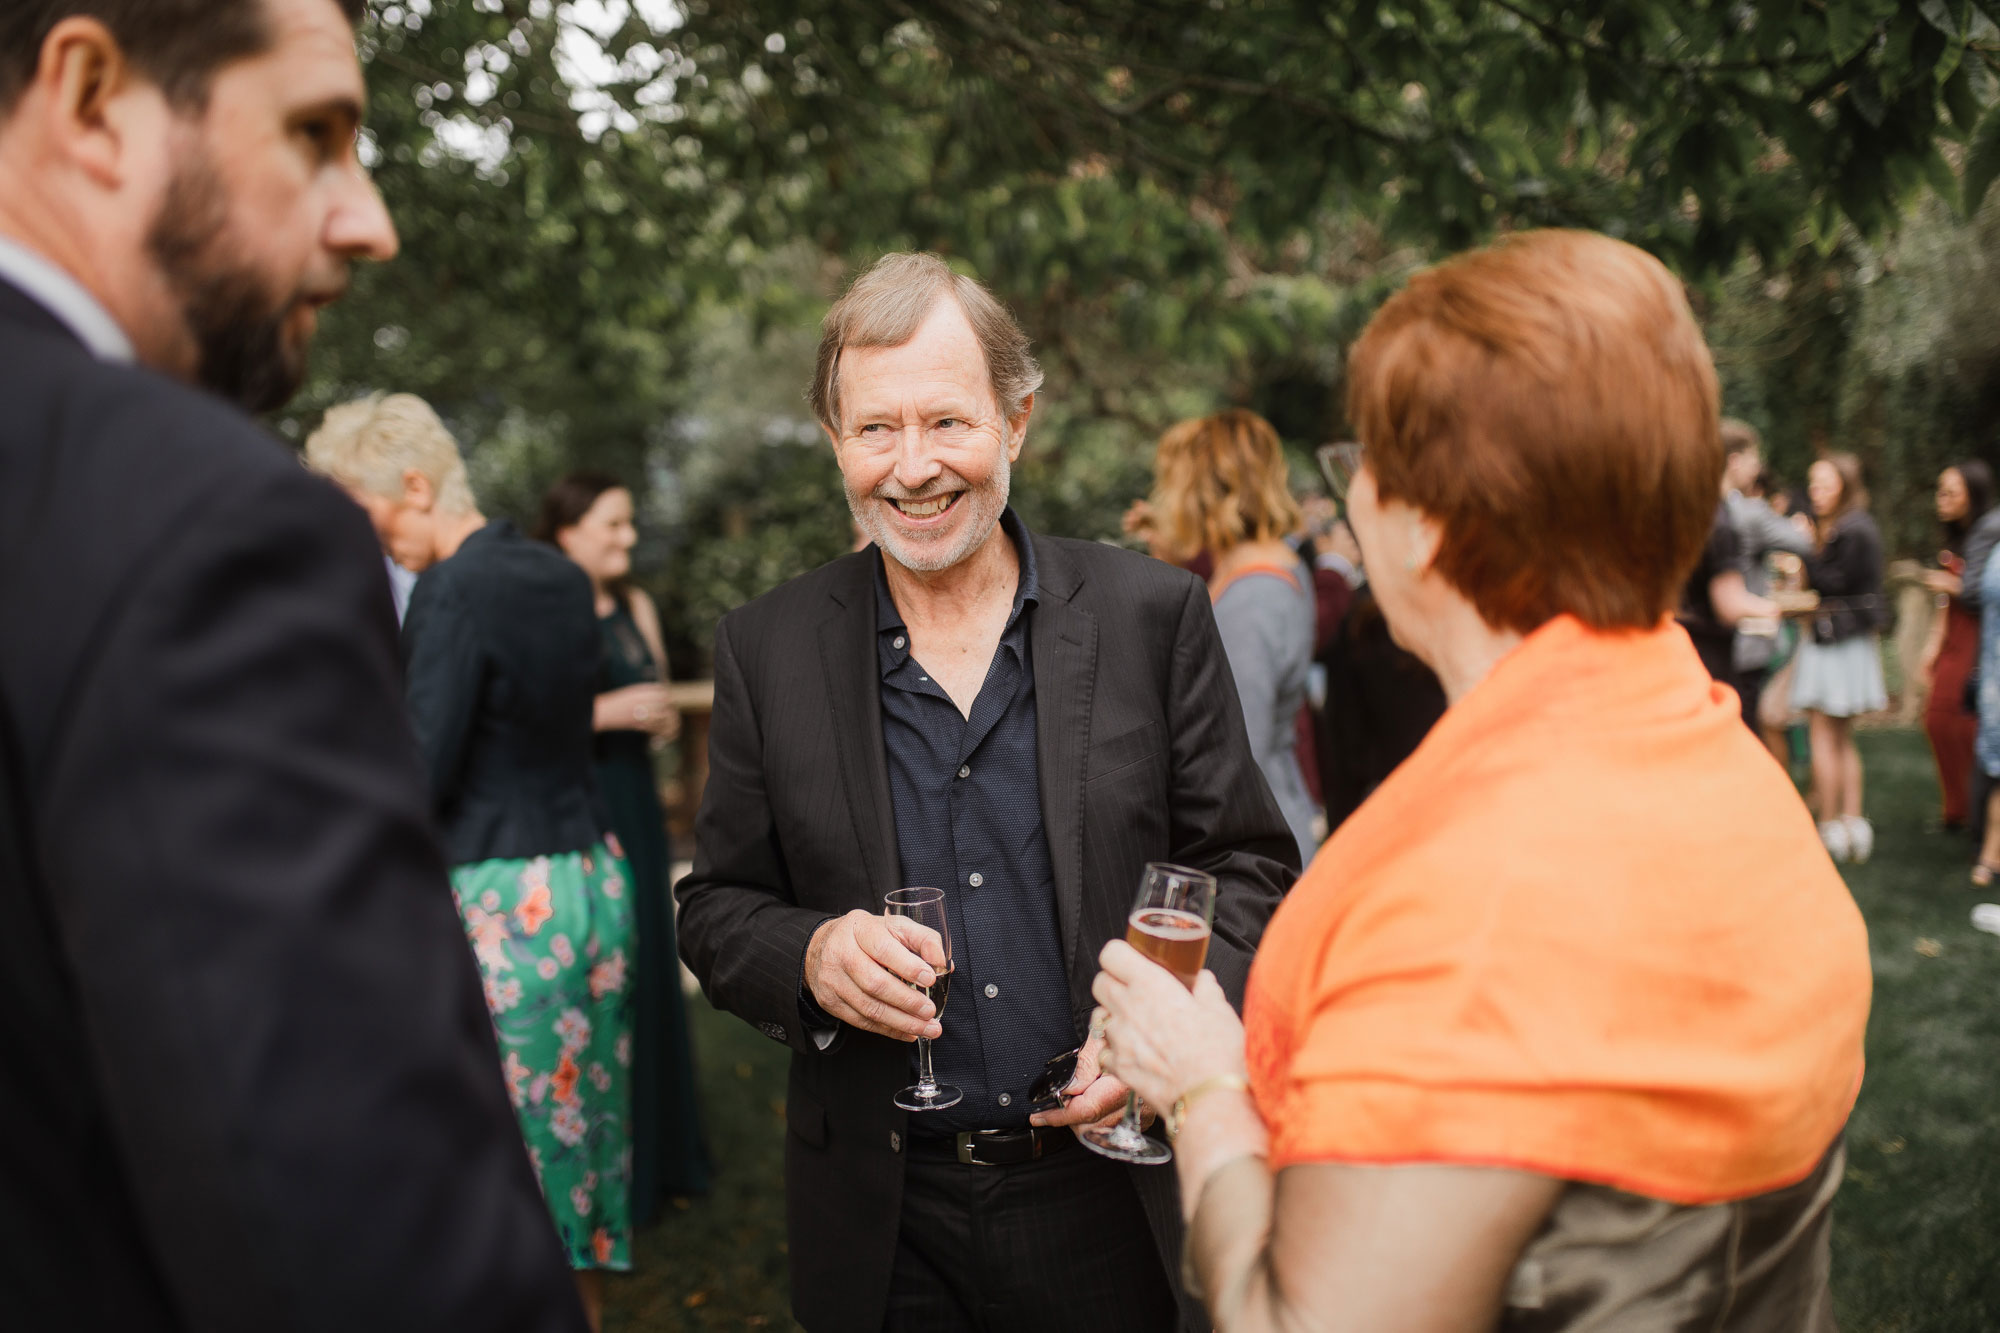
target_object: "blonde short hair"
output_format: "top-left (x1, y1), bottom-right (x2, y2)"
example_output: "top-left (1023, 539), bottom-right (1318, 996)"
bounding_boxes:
top-left (1150, 409), bottom-right (1303, 560)
top-left (809, 252), bottom-right (1043, 432)
top-left (304, 393), bottom-right (477, 515)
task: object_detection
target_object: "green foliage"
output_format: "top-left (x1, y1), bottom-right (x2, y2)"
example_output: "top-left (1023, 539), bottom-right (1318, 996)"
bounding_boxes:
top-left (1706, 186), bottom-right (2000, 558)
top-left (670, 0), bottom-right (1999, 272)
top-left (296, 0), bottom-right (1999, 668)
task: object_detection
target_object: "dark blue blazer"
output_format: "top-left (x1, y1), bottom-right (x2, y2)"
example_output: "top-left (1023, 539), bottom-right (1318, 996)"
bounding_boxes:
top-left (400, 520), bottom-right (604, 865)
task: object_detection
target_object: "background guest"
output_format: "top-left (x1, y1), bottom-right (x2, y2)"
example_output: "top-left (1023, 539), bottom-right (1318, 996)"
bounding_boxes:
top-left (1314, 584), bottom-right (1447, 832)
top-left (308, 395), bottom-right (634, 1331)
top-left (1147, 409), bottom-right (1320, 862)
top-left (1675, 497), bottom-right (1769, 693)
top-left (1971, 540), bottom-right (2000, 884)
top-left (1792, 453), bottom-right (1888, 863)
top-left (1917, 461), bottom-right (1994, 832)
top-left (1720, 420), bottom-right (1814, 731)
top-left (1092, 228), bottom-right (1870, 1333)
top-left (538, 472), bottom-right (714, 1218)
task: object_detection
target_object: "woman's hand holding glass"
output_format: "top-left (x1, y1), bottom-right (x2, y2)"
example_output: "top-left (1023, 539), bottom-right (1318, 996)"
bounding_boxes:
top-left (1091, 942), bottom-right (1248, 1118)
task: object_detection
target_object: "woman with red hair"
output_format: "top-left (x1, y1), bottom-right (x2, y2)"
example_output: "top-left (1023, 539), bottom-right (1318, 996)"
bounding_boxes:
top-left (1092, 231), bottom-right (1870, 1331)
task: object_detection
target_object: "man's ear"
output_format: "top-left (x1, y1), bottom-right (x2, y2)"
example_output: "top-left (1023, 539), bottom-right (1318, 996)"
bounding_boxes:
top-left (402, 469), bottom-right (438, 513)
top-left (1005, 392), bottom-right (1034, 461)
top-left (37, 17), bottom-right (150, 189)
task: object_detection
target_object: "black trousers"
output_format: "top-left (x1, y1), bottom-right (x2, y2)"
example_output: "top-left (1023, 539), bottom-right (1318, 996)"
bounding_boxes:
top-left (884, 1138), bottom-right (1179, 1333)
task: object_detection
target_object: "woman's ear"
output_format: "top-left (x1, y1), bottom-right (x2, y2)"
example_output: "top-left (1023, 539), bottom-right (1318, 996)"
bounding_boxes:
top-left (1408, 510), bottom-right (1443, 575)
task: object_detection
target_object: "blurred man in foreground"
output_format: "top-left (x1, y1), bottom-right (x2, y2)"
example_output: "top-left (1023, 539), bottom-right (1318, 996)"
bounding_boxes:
top-left (0, 2), bottom-right (584, 1328)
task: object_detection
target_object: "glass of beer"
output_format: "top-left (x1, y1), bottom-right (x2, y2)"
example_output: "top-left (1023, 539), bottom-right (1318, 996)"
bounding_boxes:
top-left (886, 887), bottom-right (961, 1112)
top-left (1080, 862), bottom-right (1217, 1165)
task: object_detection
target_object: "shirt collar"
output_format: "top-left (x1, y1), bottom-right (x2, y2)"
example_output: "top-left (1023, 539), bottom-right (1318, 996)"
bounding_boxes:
top-left (0, 236), bottom-right (135, 364)
top-left (875, 506), bottom-right (1041, 635)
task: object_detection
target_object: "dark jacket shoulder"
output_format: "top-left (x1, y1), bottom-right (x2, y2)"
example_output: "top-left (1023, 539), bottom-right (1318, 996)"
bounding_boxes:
top-left (1031, 531), bottom-right (1205, 607)
top-left (0, 312), bottom-right (391, 772)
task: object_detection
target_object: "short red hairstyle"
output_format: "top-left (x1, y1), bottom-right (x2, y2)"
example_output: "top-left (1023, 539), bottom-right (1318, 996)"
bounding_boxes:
top-left (1347, 229), bottom-right (1721, 635)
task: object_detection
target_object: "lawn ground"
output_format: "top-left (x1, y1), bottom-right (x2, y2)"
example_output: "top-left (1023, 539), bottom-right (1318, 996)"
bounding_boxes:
top-left (607, 726), bottom-right (2000, 1331)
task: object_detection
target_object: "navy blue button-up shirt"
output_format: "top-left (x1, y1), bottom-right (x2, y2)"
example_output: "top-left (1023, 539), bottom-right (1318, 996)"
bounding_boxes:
top-left (870, 509), bottom-right (1074, 1133)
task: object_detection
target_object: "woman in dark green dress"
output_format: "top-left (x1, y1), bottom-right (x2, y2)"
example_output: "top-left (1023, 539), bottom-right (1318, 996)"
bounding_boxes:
top-left (540, 474), bottom-right (712, 1221)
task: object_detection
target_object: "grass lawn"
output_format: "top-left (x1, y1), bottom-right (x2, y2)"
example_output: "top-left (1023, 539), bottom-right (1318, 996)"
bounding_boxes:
top-left (608, 727), bottom-right (2000, 1331)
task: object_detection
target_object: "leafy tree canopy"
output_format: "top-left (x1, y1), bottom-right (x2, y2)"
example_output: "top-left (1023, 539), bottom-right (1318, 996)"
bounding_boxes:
top-left (291, 0), bottom-right (1998, 666)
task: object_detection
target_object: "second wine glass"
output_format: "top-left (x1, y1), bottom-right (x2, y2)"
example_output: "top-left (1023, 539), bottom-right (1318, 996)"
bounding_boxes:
top-left (885, 886), bottom-right (961, 1112)
top-left (1081, 862), bottom-right (1216, 1165)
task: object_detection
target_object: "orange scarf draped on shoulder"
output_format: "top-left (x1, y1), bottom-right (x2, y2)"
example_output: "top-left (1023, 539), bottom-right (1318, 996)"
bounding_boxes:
top-left (1243, 615), bottom-right (1871, 1203)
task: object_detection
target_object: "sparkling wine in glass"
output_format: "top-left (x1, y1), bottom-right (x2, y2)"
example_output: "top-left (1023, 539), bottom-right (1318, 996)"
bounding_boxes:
top-left (1081, 863), bottom-right (1216, 1165)
top-left (886, 886), bottom-right (962, 1112)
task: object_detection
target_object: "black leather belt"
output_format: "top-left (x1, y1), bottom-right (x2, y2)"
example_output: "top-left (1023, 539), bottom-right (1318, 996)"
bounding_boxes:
top-left (909, 1126), bottom-right (1078, 1167)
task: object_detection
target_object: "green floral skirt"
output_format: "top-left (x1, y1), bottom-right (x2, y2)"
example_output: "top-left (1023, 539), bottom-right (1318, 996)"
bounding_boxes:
top-left (451, 840), bottom-right (635, 1271)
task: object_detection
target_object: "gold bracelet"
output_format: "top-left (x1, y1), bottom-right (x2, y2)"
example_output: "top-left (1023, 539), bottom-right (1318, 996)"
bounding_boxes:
top-left (1166, 1073), bottom-right (1250, 1142)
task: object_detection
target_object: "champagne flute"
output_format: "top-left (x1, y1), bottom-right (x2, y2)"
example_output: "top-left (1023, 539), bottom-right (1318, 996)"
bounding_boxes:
top-left (885, 886), bottom-right (961, 1112)
top-left (1081, 862), bottom-right (1216, 1165)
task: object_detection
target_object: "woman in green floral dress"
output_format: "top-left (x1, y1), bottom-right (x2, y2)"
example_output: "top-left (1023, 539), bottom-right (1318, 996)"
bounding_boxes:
top-left (306, 394), bottom-right (633, 1330)
top-left (453, 847), bottom-right (634, 1270)
top-left (539, 472), bottom-right (713, 1222)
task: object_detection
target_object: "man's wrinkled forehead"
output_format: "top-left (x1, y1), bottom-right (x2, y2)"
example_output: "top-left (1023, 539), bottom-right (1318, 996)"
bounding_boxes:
top-left (836, 299), bottom-right (996, 414)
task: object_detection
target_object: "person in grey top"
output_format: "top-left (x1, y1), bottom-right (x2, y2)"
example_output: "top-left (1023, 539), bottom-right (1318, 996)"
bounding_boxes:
top-left (1720, 420), bottom-right (1812, 727)
top-left (1145, 409), bottom-right (1320, 862)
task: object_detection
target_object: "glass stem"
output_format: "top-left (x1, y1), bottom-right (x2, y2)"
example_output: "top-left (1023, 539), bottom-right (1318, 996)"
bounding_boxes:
top-left (1119, 1090), bottom-right (1142, 1134)
top-left (916, 1036), bottom-right (937, 1094)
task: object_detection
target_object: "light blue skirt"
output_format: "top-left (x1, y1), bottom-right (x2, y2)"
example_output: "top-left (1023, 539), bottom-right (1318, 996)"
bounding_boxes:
top-left (1789, 634), bottom-right (1886, 719)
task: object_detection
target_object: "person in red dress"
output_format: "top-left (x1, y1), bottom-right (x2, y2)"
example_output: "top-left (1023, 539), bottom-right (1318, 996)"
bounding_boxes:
top-left (1919, 461), bottom-right (1994, 831)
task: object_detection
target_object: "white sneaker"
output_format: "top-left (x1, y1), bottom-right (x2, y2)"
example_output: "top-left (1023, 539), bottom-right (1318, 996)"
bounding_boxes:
top-left (1818, 820), bottom-right (1851, 863)
top-left (1843, 816), bottom-right (1874, 865)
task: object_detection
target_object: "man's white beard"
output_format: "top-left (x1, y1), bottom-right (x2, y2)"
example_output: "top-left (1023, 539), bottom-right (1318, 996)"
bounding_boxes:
top-left (848, 449), bottom-right (1012, 574)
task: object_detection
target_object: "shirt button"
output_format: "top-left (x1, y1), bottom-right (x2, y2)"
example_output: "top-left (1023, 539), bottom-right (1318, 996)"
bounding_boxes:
top-left (890, 1131), bottom-right (903, 1153)
top-left (984, 983), bottom-right (998, 999)
top-left (968, 872), bottom-right (984, 888)
top-left (957, 764), bottom-right (971, 779)
top-left (893, 635), bottom-right (906, 650)
top-left (997, 1092), bottom-right (1012, 1107)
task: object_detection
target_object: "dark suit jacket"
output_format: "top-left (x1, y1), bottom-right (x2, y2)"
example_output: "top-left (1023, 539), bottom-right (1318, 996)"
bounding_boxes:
top-left (676, 533), bottom-right (1299, 1333)
top-left (401, 520), bottom-right (604, 865)
top-left (0, 280), bottom-right (583, 1331)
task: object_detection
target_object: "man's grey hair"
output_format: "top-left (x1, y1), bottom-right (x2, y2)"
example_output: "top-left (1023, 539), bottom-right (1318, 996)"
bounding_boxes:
top-left (809, 252), bottom-right (1044, 433)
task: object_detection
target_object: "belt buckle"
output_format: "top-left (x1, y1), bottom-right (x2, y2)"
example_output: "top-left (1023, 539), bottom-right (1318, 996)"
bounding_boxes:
top-left (955, 1128), bottom-right (1035, 1166)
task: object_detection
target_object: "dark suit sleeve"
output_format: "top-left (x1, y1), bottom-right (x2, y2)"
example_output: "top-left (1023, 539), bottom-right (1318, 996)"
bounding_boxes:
top-left (1163, 576), bottom-right (1300, 1006)
top-left (401, 574), bottom-right (484, 807)
top-left (37, 467), bottom-right (583, 1333)
top-left (675, 614), bottom-right (837, 1055)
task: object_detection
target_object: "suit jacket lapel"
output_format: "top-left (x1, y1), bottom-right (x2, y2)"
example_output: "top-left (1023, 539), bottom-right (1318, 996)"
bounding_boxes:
top-left (817, 556), bottom-right (898, 908)
top-left (1028, 535), bottom-right (1096, 988)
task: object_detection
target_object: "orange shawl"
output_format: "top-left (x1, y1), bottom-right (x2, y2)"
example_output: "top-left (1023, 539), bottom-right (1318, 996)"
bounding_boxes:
top-left (1243, 615), bottom-right (1871, 1203)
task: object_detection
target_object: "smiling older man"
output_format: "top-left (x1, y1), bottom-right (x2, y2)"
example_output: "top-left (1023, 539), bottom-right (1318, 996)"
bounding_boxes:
top-left (677, 253), bottom-right (1297, 1332)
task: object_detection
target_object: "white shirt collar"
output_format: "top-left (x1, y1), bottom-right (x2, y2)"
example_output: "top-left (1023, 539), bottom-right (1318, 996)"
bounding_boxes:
top-left (0, 235), bottom-right (135, 363)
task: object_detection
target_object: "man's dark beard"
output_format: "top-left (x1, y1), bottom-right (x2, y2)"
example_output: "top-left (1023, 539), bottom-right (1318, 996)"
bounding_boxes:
top-left (145, 152), bottom-right (308, 414)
